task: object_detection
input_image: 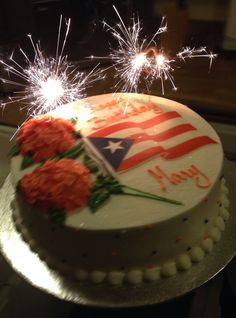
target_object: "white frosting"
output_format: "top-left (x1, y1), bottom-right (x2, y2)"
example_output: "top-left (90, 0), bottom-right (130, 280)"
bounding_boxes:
top-left (143, 266), bottom-right (160, 281)
top-left (89, 271), bottom-right (106, 284)
top-left (176, 254), bottom-right (192, 271)
top-left (219, 206), bottom-right (230, 220)
top-left (161, 262), bottom-right (177, 277)
top-left (220, 195), bottom-right (230, 209)
top-left (10, 93), bottom-right (230, 285)
top-left (215, 216), bottom-right (225, 231)
top-left (189, 247), bottom-right (205, 262)
top-left (107, 271), bottom-right (125, 285)
top-left (126, 270), bottom-right (143, 284)
top-left (200, 238), bottom-right (214, 253)
top-left (209, 227), bottom-right (222, 242)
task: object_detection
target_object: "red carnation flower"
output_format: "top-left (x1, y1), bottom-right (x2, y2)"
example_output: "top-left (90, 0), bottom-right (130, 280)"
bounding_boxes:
top-left (17, 116), bottom-right (76, 162)
top-left (20, 159), bottom-right (91, 212)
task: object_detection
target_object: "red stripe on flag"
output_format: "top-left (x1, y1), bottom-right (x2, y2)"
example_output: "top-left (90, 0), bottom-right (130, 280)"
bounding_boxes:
top-left (89, 112), bottom-right (181, 137)
top-left (117, 136), bottom-right (217, 171)
top-left (127, 124), bottom-right (197, 143)
top-left (117, 146), bottom-right (164, 172)
top-left (160, 136), bottom-right (218, 159)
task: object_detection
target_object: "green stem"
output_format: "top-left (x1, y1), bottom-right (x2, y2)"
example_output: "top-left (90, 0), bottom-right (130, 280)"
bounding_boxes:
top-left (122, 185), bottom-right (183, 206)
top-left (61, 142), bottom-right (84, 159)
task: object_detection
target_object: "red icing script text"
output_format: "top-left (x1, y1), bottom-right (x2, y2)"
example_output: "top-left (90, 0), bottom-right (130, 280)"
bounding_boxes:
top-left (148, 164), bottom-right (211, 192)
top-left (88, 99), bottom-right (162, 131)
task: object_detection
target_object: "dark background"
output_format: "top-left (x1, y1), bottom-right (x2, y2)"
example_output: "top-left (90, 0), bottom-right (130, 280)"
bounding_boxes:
top-left (0, 0), bottom-right (236, 125)
top-left (0, 0), bottom-right (226, 63)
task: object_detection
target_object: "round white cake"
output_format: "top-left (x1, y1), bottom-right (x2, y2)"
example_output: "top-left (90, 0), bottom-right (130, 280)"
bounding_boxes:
top-left (10, 93), bottom-right (230, 285)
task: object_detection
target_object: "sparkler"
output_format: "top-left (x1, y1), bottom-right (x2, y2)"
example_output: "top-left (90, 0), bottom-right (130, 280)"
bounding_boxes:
top-left (0, 15), bottom-right (103, 116)
top-left (92, 5), bottom-right (216, 94)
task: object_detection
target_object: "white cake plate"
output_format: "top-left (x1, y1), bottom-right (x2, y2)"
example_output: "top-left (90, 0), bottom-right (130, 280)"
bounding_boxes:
top-left (0, 160), bottom-right (236, 308)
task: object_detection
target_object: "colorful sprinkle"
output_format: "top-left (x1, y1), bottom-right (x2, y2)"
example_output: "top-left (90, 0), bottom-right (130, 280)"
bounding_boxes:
top-left (175, 236), bottom-right (182, 243)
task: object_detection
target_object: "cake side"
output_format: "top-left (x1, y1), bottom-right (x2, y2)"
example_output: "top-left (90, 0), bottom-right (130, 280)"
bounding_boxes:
top-left (12, 177), bottom-right (230, 284)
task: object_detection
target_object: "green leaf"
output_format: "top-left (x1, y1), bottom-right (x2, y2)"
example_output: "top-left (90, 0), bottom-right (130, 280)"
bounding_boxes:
top-left (83, 154), bottom-right (99, 173)
top-left (88, 174), bottom-right (122, 212)
top-left (48, 208), bottom-right (66, 226)
top-left (88, 189), bottom-right (110, 213)
top-left (8, 143), bottom-right (20, 157)
top-left (61, 142), bottom-right (84, 159)
top-left (110, 184), bottom-right (123, 194)
top-left (106, 178), bottom-right (123, 194)
top-left (70, 117), bottom-right (78, 125)
top-left (73, 131), bottom-right (82, 140)
top-left (92, 175), bottom-right (123, 194)
top-left (21, 154), bottom-right (34, 170)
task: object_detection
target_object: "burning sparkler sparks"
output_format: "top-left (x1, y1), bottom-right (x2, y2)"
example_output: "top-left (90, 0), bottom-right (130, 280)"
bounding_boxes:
top-left (0, 16), bottom-right (103, 116)
top-left (92, 5), bottom-right (217, 94)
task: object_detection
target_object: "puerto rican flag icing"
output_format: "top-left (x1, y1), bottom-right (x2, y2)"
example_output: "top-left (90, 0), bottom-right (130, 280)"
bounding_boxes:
top-left (86, 109), bottom-right (217, 172)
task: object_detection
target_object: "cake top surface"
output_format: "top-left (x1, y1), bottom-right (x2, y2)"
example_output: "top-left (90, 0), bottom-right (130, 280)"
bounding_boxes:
top-left (11, 93), bottom-right (223, 230)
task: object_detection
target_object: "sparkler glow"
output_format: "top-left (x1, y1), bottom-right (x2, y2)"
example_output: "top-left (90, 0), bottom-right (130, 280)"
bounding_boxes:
top-left (92, 5), bottom-right (217, 94)
top-left (0, 16), bottom-right (103, 116)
